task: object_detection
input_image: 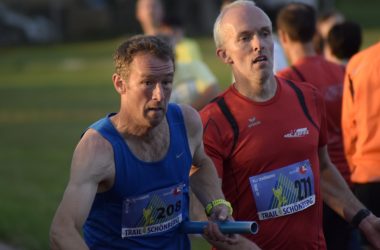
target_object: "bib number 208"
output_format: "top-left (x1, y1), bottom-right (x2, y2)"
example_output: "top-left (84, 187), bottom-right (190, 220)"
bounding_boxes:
top-left (156, 200), bottom-right (182, 220)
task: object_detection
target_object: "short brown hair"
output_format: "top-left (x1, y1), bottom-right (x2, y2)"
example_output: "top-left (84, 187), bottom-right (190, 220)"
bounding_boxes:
top-left (113, 35), bottom-right (175, 78)
top-left (276, 3), bottom-right (316, 43)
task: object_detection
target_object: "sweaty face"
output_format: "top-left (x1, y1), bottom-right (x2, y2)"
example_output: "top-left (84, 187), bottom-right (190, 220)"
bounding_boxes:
top-left (219, 5), bottom-right (274, 82)
top-left (123, 53), bottom-right (174, 128)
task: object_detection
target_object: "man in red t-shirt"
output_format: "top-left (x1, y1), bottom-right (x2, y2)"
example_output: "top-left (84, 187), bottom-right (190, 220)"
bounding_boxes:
top-left (199, 1), bottom-right (380, 249)
top-left (275, 4), bottom-right (357, 249)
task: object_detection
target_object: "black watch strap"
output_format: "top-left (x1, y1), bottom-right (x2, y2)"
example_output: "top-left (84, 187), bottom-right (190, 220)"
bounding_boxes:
top-left (351, 209), bottom-right (371, 228)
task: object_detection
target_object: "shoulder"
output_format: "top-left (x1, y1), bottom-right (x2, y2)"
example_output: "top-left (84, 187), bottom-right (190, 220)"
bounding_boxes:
top-left (276, 66), bottom-right (292, 76)
top-left (199, 87), bottom-right (241, 125)
top-left (278, 75), bottom-right (319, 91)
top-left (72, 129), bottom-right (114, 181)
top-left (199, 88), bottom-right (233, 117)
top-left (276, 66), bottom-right (294, 79)
top-left (199, 98), bottom-right (220, 117)
top-left (79, 129), bottom-right (113, 155)
top-left (353, 42), bottom-right (380, 61)
top-left (175, 38), bottom-right (202, 62)
top-left (277, 76), bottom-right (324, 106)
top-left (178, 38), bottom-right (201, 52)
top-left (347, 42), bottom-right (380, 73)
top-left (323, 60), bottom-right (345, 77)
top-left (177, 104), bottom-right (202, 137)
top-left (199, 97), bottom-right (229, 128)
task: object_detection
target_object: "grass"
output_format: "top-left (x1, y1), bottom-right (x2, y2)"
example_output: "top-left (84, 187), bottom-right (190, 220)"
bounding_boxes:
top-left (0, 5), bottom-right (379, 249)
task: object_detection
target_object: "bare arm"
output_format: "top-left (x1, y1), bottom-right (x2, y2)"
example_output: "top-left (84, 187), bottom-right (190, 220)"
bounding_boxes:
top-left (181, 104), bottom-right (225, 207)
top-left (319, 146), bottom-right (380, 248)
top-left (182, 105), bottom-right (260, 249)
top-left (319, 146), bottom-right (361, 219)
top-left (50, 130), bottom-right (114, 250)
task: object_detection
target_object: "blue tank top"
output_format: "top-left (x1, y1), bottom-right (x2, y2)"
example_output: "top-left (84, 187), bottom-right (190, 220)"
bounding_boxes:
top-left (83, 104), bottom-right (192, 250)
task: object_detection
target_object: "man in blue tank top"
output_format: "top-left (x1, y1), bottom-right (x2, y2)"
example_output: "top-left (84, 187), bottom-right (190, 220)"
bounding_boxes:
top-left (49, 35), bottom-right (259, 249)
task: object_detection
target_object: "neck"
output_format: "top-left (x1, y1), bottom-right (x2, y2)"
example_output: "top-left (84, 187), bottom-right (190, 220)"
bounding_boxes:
top-left (111, 112), bottom-right (160, 139)
top-left (325, 54), bottom-right (344, 65)
top-left (111, 112), bottom-right (170, 162)
top-left (324, 48), bottom-right (346, 65)
top-left (234, 74), bottom-right (277, 102)
top-left (286, 41), bottom-right (316, 65)
top-left (141, 23), bottom-right (160, 35)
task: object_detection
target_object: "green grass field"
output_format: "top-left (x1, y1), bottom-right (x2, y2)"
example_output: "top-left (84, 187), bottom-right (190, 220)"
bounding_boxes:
top-left (1, 2), bottom-right (379, 248)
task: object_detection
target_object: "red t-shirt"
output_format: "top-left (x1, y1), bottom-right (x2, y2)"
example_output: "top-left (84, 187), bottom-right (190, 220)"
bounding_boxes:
top-left (200, 77), bottom-right (327, 250)
top-left (277, 56), bottom-right (351, 186)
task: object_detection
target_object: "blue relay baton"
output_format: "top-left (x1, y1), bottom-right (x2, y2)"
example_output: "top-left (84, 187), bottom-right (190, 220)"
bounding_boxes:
top-left (180, 221), bottom-right (258, 234)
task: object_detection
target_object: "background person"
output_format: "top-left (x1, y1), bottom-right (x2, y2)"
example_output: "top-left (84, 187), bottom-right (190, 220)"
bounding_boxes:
top-left (342, 40), bottom-right (380, 249)
top-left (160, 16), bottom-right (203, 63)
top-left (200, 1), bottom-right (380, 249)
top-left (135, 0), bottom-right (164, 35)
top-left (313, 10), bottom-right (345, 55)
top-left (159, 17), bottom-right (221, 111)
top-left (49, 35), bottom-right (241, 250)
top-left (136, 0), bottom-right (203, 62)
top-left (136, 0), bottom-right (219, 111)
top-left (324, 20), bottom-right (362, 65)
top-left (275, 3), bottom-right (359, 249)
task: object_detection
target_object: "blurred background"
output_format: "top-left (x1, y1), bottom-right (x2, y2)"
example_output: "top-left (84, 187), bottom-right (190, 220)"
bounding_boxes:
top-left (0, 0), bottom-right (379, 249)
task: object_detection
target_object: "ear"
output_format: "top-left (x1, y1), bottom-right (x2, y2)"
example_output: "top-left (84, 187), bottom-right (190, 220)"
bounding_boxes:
top-left (112, 73), bottom-right (126, 94)
top-left (216, 48), bottom-right (233, 65)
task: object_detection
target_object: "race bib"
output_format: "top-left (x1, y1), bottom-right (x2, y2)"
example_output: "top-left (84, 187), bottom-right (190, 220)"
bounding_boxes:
top-left (249, 160), bottom-right (315, 220)
top-left (121, 183), bottom-right (184, 238)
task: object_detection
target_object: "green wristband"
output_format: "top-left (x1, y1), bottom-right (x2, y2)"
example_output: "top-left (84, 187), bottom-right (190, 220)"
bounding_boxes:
top-left (205, 199), bottom-right (233, 216)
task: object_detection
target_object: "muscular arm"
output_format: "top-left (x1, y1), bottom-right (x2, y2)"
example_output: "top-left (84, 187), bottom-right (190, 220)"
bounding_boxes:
top-left (50, 130), bottom-right (114, 250)
top-left (181, 104), bottom-right (225, 206)
top-left (182, 105), bottom-right (260, 249)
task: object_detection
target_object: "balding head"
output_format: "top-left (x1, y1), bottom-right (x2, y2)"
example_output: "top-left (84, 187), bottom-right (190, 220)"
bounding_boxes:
top-left (213, 0), bottom-right (271, 48)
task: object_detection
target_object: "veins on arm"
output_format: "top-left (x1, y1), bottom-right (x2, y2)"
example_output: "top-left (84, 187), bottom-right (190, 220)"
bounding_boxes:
top-left (50, 129), bottom-right (114, 249)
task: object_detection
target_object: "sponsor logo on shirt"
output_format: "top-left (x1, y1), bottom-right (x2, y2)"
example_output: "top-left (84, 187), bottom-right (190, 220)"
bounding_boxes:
top-left (284, 127), bottom-right (309, 138)
top-left (248, 116), bottom-right (261, 128)
top-left (176, 152), bottom-right (184, 159)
